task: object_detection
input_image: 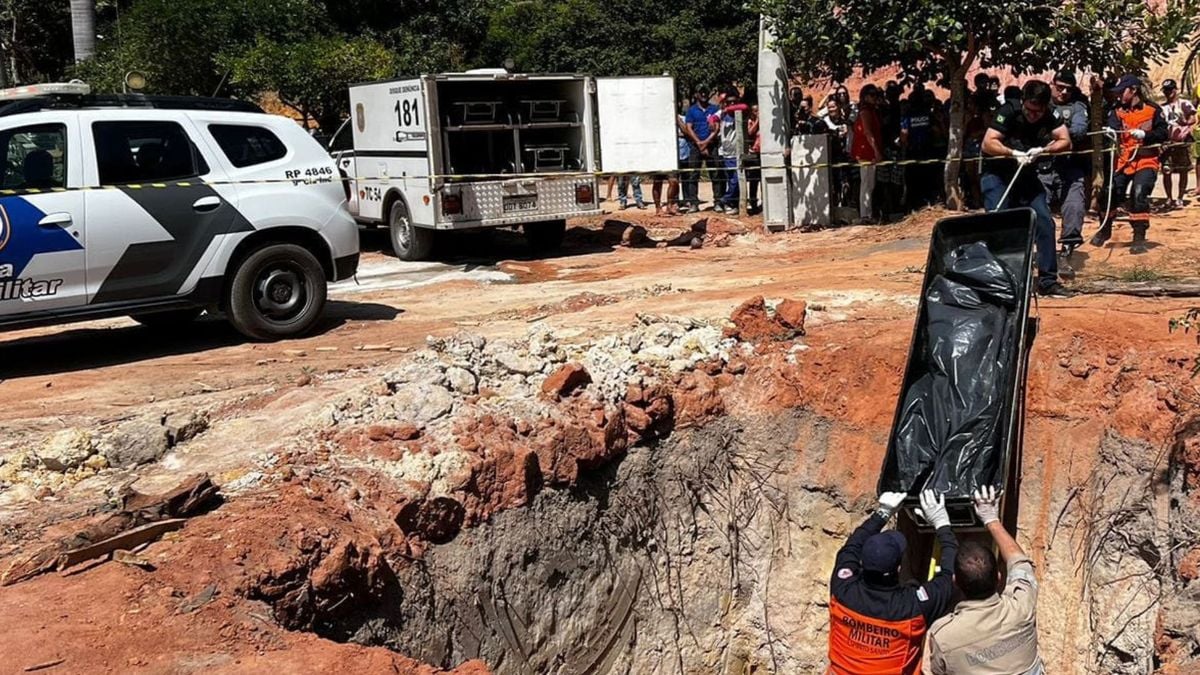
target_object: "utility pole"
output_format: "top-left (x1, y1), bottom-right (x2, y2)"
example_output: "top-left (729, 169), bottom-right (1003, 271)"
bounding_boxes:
top-left (70, 0), bottom-right (96, 63)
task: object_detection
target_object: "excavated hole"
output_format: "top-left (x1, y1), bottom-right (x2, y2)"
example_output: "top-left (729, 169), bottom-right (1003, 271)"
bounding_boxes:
top-left (246, 409), bottom-right (1200, 673)
top-left (253, 410), bottom-right (855, 673)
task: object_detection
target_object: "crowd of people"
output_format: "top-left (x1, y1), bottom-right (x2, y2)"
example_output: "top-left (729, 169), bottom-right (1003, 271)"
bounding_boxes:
top-left (605, 70), bottom-right (1196, 298)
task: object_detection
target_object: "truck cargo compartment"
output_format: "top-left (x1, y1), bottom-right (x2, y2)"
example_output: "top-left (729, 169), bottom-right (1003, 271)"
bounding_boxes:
top-left (436, 79), bottom-right (588, 181)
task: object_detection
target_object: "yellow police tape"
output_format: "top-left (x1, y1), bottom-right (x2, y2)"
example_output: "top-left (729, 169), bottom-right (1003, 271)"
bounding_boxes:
top-left (0, 140), bottom-right (1186, 197)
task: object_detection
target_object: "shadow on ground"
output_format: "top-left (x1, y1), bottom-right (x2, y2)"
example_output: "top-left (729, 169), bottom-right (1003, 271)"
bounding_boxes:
top-left (0, 301), bottom-right (401, 379)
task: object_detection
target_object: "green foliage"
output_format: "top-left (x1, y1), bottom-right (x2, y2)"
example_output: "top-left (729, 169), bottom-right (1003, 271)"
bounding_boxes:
top-left (483, 0), bottom-right (757, 95)
top-left (756, 0), bottom-right (1199, 208)
top-left (0, 0), bottom-right (74, 84)
top-left (19, 0), bottom-right (758, 130)
top-left (223, 35), bottom-right (395, 129)
top-left (73, 0), bottom-right (322, 96)
top-left (758, 0), bottom-right (1197, 87)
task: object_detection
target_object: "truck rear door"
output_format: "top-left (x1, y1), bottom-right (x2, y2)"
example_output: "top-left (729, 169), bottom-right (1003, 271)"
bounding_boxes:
top-left (593, 76), bottom-right (678, 174)
top-left (422, 75), bottom-right (442, 191)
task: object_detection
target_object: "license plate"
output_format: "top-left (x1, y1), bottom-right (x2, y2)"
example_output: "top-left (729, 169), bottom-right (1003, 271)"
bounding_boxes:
top-left (503, 195), bottom-right (537, 213)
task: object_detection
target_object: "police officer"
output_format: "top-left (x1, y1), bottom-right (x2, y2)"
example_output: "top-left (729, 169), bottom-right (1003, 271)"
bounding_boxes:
top-left (828, 490), bottom-right (958, 674)
top-left (1040, 71), bottom-right (1089, 279)
top-left (1092, 74), bottom-right (1168, 255)
top-left (982, 80), bottom-right (1072, 297)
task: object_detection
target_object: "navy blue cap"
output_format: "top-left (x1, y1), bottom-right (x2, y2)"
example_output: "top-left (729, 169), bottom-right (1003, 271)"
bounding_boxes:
top-left (1110, 74), bottom-right (1141, 92)
top-left (862, 530), bottom-right (907, 573)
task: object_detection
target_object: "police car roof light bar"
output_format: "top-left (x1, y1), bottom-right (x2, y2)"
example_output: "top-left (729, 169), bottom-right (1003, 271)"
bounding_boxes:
top-left (0, 80), bottom-right (92, 101)
top-left (0, 93), bottom-right (263, 118)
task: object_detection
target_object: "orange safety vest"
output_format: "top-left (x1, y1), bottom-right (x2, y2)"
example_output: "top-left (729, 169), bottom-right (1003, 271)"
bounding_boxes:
top-left (1114, 103), bottom-right (1161, 174)
top-left (828, 596), bottom-right (928, 675)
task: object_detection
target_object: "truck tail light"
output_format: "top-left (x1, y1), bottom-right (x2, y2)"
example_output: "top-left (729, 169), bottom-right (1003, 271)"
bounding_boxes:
top-left (441, 192), bottom-right (462, 215)
top-left (575, 183), bottom-right (594, 205)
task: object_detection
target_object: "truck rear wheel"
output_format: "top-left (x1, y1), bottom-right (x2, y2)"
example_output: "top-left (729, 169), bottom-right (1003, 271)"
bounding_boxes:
top-left (227, 243), bottom-right (327, 341)
top-left (389, 199), bottom-right (434, 261)
top-left (524, 219), bottom-right (566, 253)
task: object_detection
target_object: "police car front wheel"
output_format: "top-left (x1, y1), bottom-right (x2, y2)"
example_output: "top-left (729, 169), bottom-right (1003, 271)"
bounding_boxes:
top-left (227, 244), bottom-right (327, 341)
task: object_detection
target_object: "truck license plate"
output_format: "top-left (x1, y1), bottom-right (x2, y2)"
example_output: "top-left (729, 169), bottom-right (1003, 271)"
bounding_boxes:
top-left (503, 195), bottom-right (537, 213)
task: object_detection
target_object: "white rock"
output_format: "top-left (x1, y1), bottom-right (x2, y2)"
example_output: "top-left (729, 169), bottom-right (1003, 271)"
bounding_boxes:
top-left (101, 417), bottom-right (170, 468)
top-left (37, 429), bottom-right (95, 472)
top-left (445, 367), bottom-right (478, 395)
top-left (493, 348), bottom-right (543, 376)
top-left (388, 383), bottom-right (455, 424)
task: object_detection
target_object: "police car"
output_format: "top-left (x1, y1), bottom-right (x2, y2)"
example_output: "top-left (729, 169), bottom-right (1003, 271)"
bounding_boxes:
top-left (0, 82), bottom-right (358, 341)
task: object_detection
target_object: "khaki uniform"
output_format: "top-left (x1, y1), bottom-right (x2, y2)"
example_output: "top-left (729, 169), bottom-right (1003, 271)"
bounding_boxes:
top-left (927, 556), bottom-right (1042, 675)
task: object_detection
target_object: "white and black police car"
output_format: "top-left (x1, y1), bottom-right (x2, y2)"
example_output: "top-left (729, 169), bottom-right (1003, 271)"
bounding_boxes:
top-left (0, 82), bottom-right (358, 341)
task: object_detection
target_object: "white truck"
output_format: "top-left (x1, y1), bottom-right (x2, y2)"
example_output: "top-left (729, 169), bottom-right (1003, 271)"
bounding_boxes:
top-left (328, 71), bottom-right (678, 260)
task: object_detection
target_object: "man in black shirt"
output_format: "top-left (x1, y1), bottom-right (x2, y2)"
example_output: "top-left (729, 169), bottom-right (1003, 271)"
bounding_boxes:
top-left (982, 79), bottom-right (1072, 297)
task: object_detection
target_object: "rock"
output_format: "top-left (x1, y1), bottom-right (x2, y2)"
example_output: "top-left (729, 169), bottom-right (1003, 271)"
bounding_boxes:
top-left (627, 333), bottom-right (643, 353)
top-left (542, 363), bottom-right (592, 400)
top-left (385, 362), bottom-right (445, 387)
top-left (164, 411), bottom-right (209, 446)
top-left (102, 417), bottom-right (171, 468)
top-left (83, 454), bottom-right (109, 471)
top-left (444, 367), bottom-right (478, 395)
top-left (36, 429), bottom-right (95, 472)
top-left (366, 423), bottom-right (421, 442)
top-left (395, 496), bottom-right (466, 544)
top-left (775, 299), bottom-right (808, 334)
top-left (492, 347), bottom-right (543, 376)
top-left (388, 383), bottom-right (455, 425)
top-left (1179, 548), bottom-right (1200, 582)
top-left (724, 295), bottom-right (794, 342)
top-left (624, 403), bottom-right (653, 432)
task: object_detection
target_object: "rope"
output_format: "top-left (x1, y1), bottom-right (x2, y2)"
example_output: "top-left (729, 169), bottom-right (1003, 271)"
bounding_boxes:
top-left (0, 138), bottom-right (1184, 196)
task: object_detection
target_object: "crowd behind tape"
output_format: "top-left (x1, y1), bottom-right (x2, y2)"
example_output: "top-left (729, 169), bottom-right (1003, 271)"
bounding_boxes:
top-left (0, 139), bottom-right (1184, 197)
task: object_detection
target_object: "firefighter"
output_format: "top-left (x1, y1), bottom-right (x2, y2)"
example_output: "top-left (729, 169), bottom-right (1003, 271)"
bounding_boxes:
top-left (1091, 74), bottom-right (1168, 255)
top-left (828, 490), bottom-right (958, 674)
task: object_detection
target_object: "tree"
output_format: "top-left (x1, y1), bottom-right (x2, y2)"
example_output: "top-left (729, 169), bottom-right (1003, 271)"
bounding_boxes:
top-left (74, 0), bottom-right (323, 96)
top-left (758, 0), bottom-right (1199, 210)
top-left (224, 35), bottom-right (396, 131)
top-left (0, 0), bottom-right (77, 85)
top-left (483, 0), bottom-right (757, 95)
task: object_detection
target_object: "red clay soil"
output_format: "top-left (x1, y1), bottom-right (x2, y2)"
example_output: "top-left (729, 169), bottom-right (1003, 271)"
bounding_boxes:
top-left (1, 483), bottom-right (490, 675)
top-left (4, 200), bottom-right (1200, 672)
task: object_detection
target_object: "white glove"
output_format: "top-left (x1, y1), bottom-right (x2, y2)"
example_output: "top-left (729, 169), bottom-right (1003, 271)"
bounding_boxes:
top-left (917, 490), bottom-right (951, 529)
top-left (876, 491), bottom-right (907, 520)
top-left (1103, 127), bottom-right (1120, 139)
top-left (1026, 146), bottom-right (1045, 158)
top-left (973, 486), bottom-right (1001, 525)
top-left (1130, 129), bottom-right (1146, 141)
top-left (1011, 149), bottom-right (1034, 166)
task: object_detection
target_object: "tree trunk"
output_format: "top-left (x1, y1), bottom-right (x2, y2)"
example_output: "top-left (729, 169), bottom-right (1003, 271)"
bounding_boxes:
top-left (942, 39), bottom-right (977, 211)
top-left (1088, 77), bottom-right (1106, 212)
top-left (943, 73), bottom-right (968, 210)
top-left (69, 0), bottom-right (96, 64)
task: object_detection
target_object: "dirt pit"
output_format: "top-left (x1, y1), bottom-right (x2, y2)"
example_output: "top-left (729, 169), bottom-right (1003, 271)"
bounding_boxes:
top-left (5, 207), bottom-right (1200, 673)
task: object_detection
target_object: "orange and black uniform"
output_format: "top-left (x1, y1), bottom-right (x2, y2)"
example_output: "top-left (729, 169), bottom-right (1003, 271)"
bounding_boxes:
top-left (1103, 101), bottom-right (1167, 231)
top-left (828, 514), bottom-right (957, 674)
